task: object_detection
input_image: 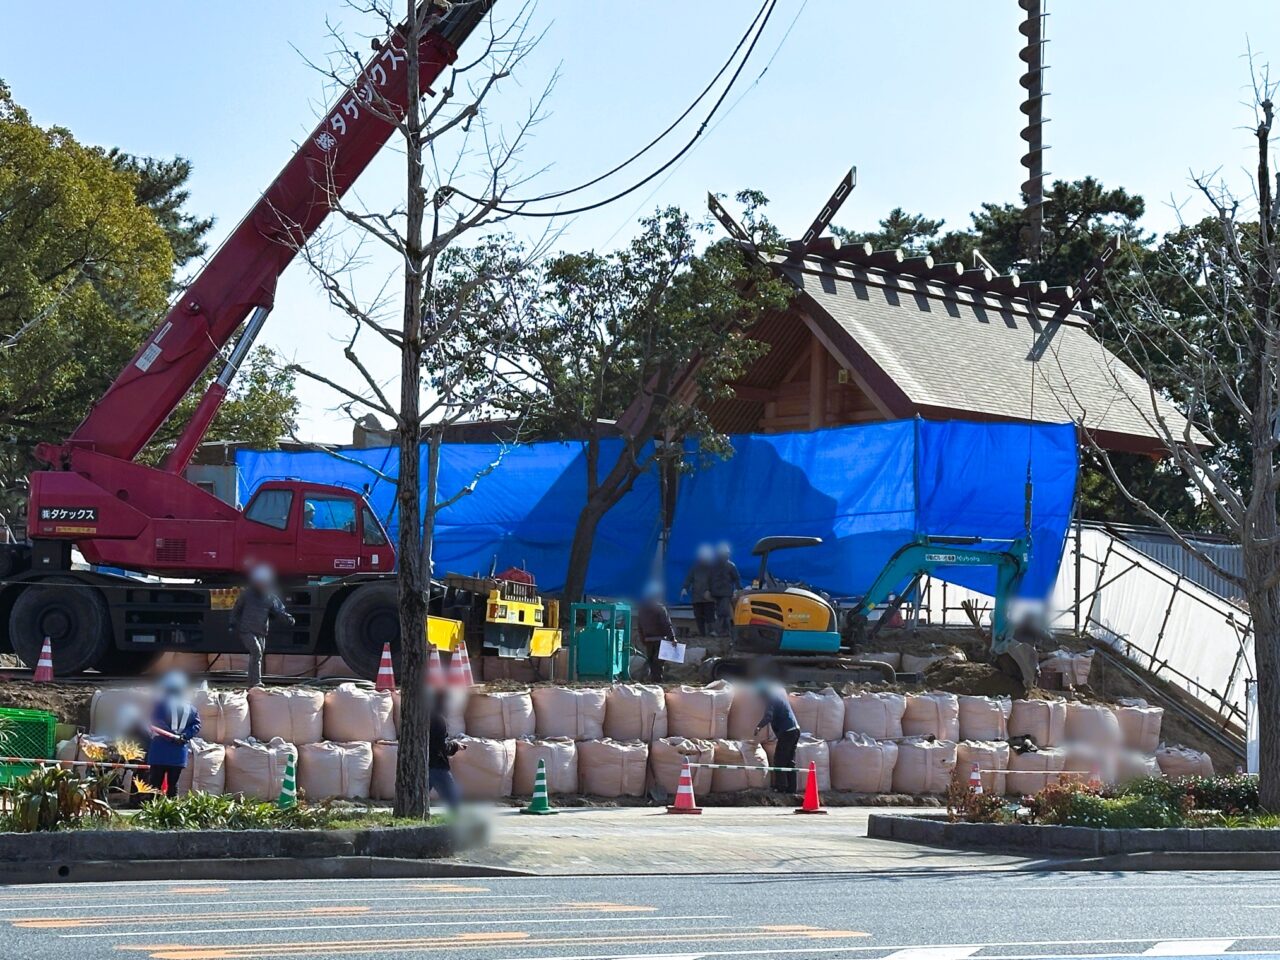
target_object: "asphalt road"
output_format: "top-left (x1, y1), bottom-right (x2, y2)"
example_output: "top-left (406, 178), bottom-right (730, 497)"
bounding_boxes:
top-left (5, 870), bottom-right (1280, 960)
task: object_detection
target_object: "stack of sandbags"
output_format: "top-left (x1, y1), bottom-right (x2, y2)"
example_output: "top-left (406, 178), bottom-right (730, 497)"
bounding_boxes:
top-left (225, 737), bottom-right (295, 800)
top-left (396, 688), bottom-right (467, 737)
top-left (176, 739), bottom-right (226, 795)
top-left (371, 740), bottom-right (397, 801)
top-left (1116, 750), bottom-right (1162, 783)
top-left (902, 693), bottom-right (960, 740)
top-left (1008, 699), bottom-right (1066, 747)
top-left (710, 740), bottom-right (769, 792)
top-left (1064, 702), bottom-right (1122, 750)
top-left (464, 691), bottom-right (535, 739)
top-left (323, 683), bottom-right (395, 743)
top-left (829, 733), bottom-right (897, 793)
top-left (788, 687), bottom-right (844, 740)
top-left (604, 684), bottom-right (667, 741)
top-left (514, 738), bottom-right (578, 795)
top-left (531, 687), bottom-right (607, 740)
top-left (1114, 702), bottom-right (1164, 754)
top-left (857, 651), bottom-right (901, 671)
top-left (665, 682), bottom-right (732, 740)
top-left (577, 739), bottom-right (648, 797)
top-left (1156, 744), bottom-right (1214, 779)
top-left (649, 736), bottom-right (715, 795)
top-left (958, 696), bottom-right (1008, 741)
top-left (956, 740), bottom-right (1011, 796)
top-left (450, 736), bottom-right (516, 799)
top-left (767, 735), bottom-right (831, 792)
top-left (726, 685), bottom-right (775, 742)
top-left (892, 738), bottom-right (956, 794)
top-left (89, 687), bottom-right (153, 738)
top-left (247, 687), bottom-right (324, 745)
top-left (1006, 747), bottom-right (1067, 795)
top-left (296, 741), bottom-right (373, 800)
top-left (843, 692), bottom-right (906, 739)
top-left (191, 690), bottom-right (251, 744)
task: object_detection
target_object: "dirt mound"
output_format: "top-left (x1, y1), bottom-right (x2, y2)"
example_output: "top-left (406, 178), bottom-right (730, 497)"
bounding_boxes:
top-left (923, 659), bottom-right (1025, 698)
top-left (0, 680), bottom-right (95, 728)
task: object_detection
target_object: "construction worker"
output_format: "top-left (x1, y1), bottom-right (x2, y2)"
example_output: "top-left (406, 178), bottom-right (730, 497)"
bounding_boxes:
top-left (144, 671), bottom-right (201, 798)
top-left (635, 581), bottom-right (676, 682)
top-left (230, 564), bottom-right (294, 688)
top-left (753, 679), bottom-right (800, 794)
top-left (429, 691), bottom-right (466, 813)
top-left (710, 541), bottom-right (741, 637)
top-left (679, 543), bottom-right (717, 636)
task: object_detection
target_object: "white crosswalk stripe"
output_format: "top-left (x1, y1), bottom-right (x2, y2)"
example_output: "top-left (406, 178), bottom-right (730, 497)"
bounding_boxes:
top-left (881, 949), bottom-right (982, 960)
top-left (1143, 940), bottom-right (1239, 955)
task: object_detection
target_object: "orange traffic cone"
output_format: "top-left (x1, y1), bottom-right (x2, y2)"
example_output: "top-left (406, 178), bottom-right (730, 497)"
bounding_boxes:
top-left (160, 773), bottom-right (169, 796)
top-left (454, 643), bottom-right (475, 687)
top-left (1088, 763), bottom-right (1103, 790)
top-left (968, 762), bottom-right (984, 796)
top-left (794, 760), bottom-right (827, 814)
top-left (374, 642), bottom-right (396, 692)
top-left (666, 757), bottom-right (702, 814)
top-left (32, 636), bottom-right (54, 683)
top-left (427, 647), bottom-right (446, 689)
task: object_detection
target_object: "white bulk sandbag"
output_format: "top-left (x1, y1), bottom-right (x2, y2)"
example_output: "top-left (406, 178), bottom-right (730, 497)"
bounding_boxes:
top-left (858, 651), bottom-right (902, 671)
top-left (788, 687), bottom-right (844, 741)
top-left (323, 683), bottom-right (395, 743)
top-left (1006, 747), bottom-right (1067, 795)
top-left (224, 738), bottom-right (295, 800)
top-left (176, 739), bottom-right (226, 796)
top-left (902, 693), bottom-right (960, 740)
top-left (464, 691), bottom-right (535, 739)
top-left (296, 741), bottom-right (373, 800)
top-left (829, 733), bottom-right (897, 793)
top-left (531, 687), bottom-right (607, 740)
top-left (247, 687), bottom-right (324, 745)
top-left (710, 740), bottom-right (769, 792)
top-left (1156, 744), bottom-right (1214, 779)
top-left (648, 736), bottom-right (715, 795)
top-left (450, 736), bottom-right (516, 799)
top-left (843, 692), bottom-right (906, 739)
top-left (1115, 704), bottom-right (1164, 754)
top-left (956, 740), bottom-right (1011, 796)
top-left (665, 682), bottom-right (733, 740)
top-left (958, 696), bottom-right (1008, 741)
top-left (1116, 750), bottom-right (1162, 784)
top-left (371, 740), bottom-right (398, 801)
top-left (513, 738), bottom-right (578, 795)
top-left (604, 684), bottom-right (668, 741)
top-left (726, 685), bottom-right (775, 742)
top-left (1064, 703), bottom-right (1122, 749)
top-left (1008, 699), bottom-right (1066, 747)
top-left (89, 687), bottom-right (153, 737)
top-left (191, 690), bottom-right (251, 744)
top-left (577, 739), bottom-right (648, 798)
top-left (1040, 649), bottom-right (1094, 687)
top-left (392, 689), bottom-right (466, 737)
top-left (891, 738), bottom-right (956, 794)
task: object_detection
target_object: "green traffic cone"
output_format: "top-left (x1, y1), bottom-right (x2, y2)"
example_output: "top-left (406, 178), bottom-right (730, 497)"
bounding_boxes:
top-left (277, 751), bottom-right (297, 810)
top-left (521, 758), bottom-right (557, 815)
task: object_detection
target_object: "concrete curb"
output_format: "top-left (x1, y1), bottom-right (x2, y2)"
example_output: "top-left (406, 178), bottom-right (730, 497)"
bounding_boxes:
top-left (868, 813), bottom-right (1280, 863)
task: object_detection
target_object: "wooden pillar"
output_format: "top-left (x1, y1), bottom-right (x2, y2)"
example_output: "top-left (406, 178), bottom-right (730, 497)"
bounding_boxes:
top-left (808, 333), bottom-right (828, 430)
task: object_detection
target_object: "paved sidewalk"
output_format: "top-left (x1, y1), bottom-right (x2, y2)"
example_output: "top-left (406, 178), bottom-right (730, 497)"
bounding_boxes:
top-left (466, 805), bottom-right (1040, 875)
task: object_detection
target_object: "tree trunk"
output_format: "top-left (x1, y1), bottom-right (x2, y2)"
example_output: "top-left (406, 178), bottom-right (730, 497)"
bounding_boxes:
top-left (562, 499), bottom-right (607, 605)
top-left (1247, 578), bottom-right (1280, 809)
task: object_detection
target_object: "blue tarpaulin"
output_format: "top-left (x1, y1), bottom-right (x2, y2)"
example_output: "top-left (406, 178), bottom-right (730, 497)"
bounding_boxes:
top-left (236, 418), bottom-right (1077, 599)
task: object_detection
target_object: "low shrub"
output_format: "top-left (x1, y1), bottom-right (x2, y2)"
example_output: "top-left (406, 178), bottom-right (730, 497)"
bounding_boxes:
top-left (1055, 792), bottom-right (1184, 829)
top-left (0, 767), bottom-right (117, 832)
top-left (133, 792), bottom-right (328, 831)
top-left (945, 776), bottom-right (1011, 824)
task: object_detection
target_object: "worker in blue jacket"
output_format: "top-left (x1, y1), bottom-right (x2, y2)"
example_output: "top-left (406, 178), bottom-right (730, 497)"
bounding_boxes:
top-left (144, 672), bottom-right (201, 798)
top-left (754, 679), bottom-right (800, 794)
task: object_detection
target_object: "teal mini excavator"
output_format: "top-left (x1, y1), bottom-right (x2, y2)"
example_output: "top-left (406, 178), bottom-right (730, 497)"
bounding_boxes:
top-left (703, 534), bottom-right (1040, 686)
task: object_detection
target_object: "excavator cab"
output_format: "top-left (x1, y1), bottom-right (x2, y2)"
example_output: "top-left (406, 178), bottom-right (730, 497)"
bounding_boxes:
top-left (732, 536), bottom-right (841, 655)
top-left (240, 480), bottom-right (393, 577)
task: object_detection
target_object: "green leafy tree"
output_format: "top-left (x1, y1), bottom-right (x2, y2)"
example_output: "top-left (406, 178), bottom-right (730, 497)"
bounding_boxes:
top-left (109, 151), bottom-right (214, 272)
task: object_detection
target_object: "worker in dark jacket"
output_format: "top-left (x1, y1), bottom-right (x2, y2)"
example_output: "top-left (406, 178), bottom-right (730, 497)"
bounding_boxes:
top-left (680, 543), bottom-right (716, 636)
top-left (635, 581), bottom-right (676, 682)
top-left (754, 680), bottom-right (800, 794)
top-left (710, 541), bottom-right (741, 637)
top-left (144, 672), bottom-right (201, 798)
top-left (230, 564), bottom-right (294, 688)
top-left (429, 694), bottom-right (465, 812)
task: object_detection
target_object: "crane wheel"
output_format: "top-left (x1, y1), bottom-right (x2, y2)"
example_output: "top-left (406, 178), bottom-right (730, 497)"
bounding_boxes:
top-left (333, 583), bottom-right (400, 680)
top-left (9, 577), bottom-right (111, 676)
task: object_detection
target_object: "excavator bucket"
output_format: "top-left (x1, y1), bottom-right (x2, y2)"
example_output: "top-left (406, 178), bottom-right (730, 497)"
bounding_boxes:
top-left (996, 640), bottom-right (1040, 689)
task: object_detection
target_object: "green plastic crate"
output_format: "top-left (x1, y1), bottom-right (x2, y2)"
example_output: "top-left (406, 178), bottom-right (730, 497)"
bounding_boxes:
top-left (0, 707), bottom-right (57, 785)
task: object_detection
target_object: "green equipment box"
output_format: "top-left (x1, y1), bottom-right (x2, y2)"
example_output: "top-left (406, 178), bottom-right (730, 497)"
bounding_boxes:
top-left (0, 707), bottom-right (57, 785)
top-left (567, 602), bottom-right (631, 681)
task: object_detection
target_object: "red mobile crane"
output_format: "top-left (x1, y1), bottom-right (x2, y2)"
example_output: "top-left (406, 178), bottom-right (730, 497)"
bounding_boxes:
top-left (0, 1), bottom-right (493, 679)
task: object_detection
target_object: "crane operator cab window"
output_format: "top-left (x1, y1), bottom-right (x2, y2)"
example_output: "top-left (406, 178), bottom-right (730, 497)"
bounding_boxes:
top-left (303, 495), bottom-right (357, 533)
top-left (245, 489), bottom-right (293, 530)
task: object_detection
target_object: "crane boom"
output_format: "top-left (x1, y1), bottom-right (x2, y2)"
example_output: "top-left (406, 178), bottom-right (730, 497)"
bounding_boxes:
top-left (54, 0), bottom-right (491, 468)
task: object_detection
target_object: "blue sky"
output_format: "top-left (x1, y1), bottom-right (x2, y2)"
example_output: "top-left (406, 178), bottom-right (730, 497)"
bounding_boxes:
top-left (2, 1), bottom-right (1276, 440)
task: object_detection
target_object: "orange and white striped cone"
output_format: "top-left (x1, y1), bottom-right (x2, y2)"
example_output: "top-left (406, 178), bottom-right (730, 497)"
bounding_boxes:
top-left (1088, 763), bottom-right (1103, 790)
top-left (968, 762), bottom-right (984, 796)
top-left (454, 643), bottom-right (475, 687)
top-left (427, 647), bottom-right (447, 690)
top-left (666, 757), bottom-right (702, 814)
top-left (32, 636), bottom-right (54, 683)
top-left (795, 760), bottom-right (828, 814)
top-left (374, 642), bottom-right (396, 692)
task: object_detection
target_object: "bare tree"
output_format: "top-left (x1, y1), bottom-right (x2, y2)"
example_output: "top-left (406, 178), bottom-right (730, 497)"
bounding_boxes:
top-left (1071, 70), bottom-right (1279, 805)
top-left (283, 0), bottom-right (550, 817)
